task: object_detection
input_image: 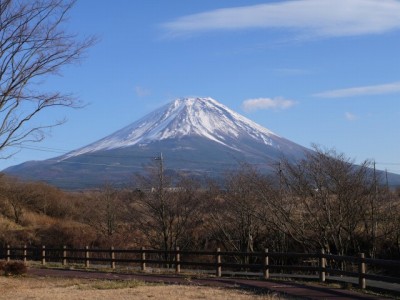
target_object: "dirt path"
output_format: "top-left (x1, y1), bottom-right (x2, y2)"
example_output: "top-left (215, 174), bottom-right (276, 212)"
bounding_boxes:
top-left (0, 276), bottom-right (278, 300)
top-left (28, 268), bottom-right (390, 299)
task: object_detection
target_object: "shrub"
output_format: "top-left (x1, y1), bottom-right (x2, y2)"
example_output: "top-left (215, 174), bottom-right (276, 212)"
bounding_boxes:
top-left (0, 260), bottom-right (5, 271)
top-left (2, 261), bottom-right (27, 276)
top-left (36, 221), bottom-right (97, 248)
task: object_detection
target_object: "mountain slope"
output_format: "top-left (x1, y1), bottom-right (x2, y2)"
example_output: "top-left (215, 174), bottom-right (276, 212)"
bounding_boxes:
top-left (4, 97), bottom-right (310, 189)
top-left (61, 97), bottom-right (296, 159)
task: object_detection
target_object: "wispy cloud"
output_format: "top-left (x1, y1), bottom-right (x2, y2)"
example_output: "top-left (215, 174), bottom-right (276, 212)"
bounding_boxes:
top-left (314, 81), bottom-right (400, 98)
top-left (162, 0), bottom-right (400, 38)
top-left (345, 112), bottom-right (359, 121)
top-left (134, 86), bottom-right (151, 97)
top-left (274, 68), bottom-right (312, 76)
top-left (242, 97), bottom-right (296, 112)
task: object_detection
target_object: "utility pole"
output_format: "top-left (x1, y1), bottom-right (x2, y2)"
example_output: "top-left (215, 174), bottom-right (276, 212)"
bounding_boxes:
top-left (371, 161), bottom-right (377, 258)
top-left (279, 161), bottom-right (283, 198)
top-left (385, 169), bottom-right (389, 191)
top-left (278, 161), bottom-right (286, 252)
top-left (155, 152), bottom-right (164, 192)
top-left (155, 152), bottom-right (168, 256)
top-left (373, 161), bottom-right (376, 206)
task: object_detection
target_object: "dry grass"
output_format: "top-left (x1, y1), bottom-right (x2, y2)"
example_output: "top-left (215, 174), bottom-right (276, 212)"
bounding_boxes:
top-left (20, 211), bottom-right (57, 227)
top-left (0, 276), bottom-right (294, 300)
top-left (0, 215), bottom-right (22, 231)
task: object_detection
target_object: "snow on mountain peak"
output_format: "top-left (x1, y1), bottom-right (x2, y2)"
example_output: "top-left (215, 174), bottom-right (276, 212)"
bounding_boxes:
top-left (61, 97), bottom-right (280, 159)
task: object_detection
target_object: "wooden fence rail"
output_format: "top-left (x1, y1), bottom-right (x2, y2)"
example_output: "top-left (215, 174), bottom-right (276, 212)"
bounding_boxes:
top-left (2, 245), bottom-right (400, 291)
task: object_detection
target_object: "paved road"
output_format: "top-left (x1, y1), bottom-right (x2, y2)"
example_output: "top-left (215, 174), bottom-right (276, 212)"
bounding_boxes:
top-left (28, 268), bottom-right (394, 300)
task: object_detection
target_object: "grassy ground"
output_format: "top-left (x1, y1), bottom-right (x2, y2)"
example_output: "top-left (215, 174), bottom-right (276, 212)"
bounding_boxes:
top-left (0, 276), bottom-right (297, 300)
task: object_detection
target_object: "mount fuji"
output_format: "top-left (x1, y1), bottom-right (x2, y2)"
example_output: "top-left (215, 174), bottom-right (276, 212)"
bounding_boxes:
top-left (4, 97), bottom-right (310, 189)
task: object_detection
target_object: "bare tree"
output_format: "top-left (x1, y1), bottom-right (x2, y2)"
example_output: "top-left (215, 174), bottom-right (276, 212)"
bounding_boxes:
top-left (0, 176), bottom-right (38, 224)
top-left (23, 181), bottom-right (73, 218)
top-left (275, 146), bottom-right (375, 255)
top-left (134, 156), bottom-right (202, 252)
top-left (83, 184), bottom-right (125, 238)
top-left (207, 165), bottom-right (266, 254)
top-left (0, 0), bottom-right (94, 155)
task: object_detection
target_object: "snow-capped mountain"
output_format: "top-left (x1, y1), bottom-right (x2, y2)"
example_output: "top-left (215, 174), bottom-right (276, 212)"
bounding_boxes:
top-left (4, 97), bottom-right (310, 189)
top-left (62, 97), bottom-right (279, 159)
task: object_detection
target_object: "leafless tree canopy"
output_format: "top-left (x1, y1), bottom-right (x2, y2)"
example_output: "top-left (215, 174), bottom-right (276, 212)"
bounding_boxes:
top-left (0, 147), bottom-right (399, 258)
top-left (0, 0), bottom-right (94, 154)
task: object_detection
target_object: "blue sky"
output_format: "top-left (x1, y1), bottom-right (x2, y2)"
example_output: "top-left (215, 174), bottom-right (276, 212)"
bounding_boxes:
top-left (1, 0), bottom-right (399, 174)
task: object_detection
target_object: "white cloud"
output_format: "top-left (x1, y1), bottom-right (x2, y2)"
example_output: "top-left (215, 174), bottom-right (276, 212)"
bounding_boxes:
top-left (345, 112), bottom-right (359, 121)
top-left (314, 81), bottom-right (400, 98)
top-left (162, 0), bottom-right (400, 38)
top-left (134, 86), bottom-right (151, 97)
top-left (242, 97), bottom-right (296, 112)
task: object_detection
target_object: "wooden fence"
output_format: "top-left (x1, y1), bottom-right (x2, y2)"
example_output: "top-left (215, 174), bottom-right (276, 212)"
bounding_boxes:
top-left (2, 245), bottom-right (400, 291)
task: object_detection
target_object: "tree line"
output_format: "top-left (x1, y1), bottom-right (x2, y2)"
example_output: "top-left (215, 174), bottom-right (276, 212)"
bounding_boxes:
top-left (0, 146), bottom-right (399, 259)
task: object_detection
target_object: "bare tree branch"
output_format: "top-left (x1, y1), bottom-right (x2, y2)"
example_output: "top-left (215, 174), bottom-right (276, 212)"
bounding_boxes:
top-left (0, 0), bottom-right (95, 155)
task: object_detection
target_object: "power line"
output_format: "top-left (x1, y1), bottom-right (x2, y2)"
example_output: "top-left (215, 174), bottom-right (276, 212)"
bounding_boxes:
top-left (10, 144), bottom-right (400, 173)
top-left (10, 145), bottom-right (67, 154)
top-left (376, 162), bottom-right (400, 166)
top-left (46, 159), bottom-right (139, 168)
top-left (10, 144), bottom-right (255, 168)
top-left (11, 145), bottom-right (156, 160)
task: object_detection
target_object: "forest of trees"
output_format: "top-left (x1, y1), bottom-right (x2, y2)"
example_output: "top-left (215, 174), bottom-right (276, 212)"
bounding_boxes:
top-left (0, 147), bottom-right (399, 260)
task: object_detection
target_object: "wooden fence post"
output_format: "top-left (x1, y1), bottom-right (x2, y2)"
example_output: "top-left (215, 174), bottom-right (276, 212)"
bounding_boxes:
top-left (23, 245), bottom-right (27, 263)
top-left (216, 248), bottom-right (222, 277)
top-left (6, 245), bottom-right (10, 262)
top-left (62, 246), bottom-right (67, 266)
top-left (263, 248), bottom-right (269, 279)
top-left (41, 245), bottom-right (46, 265)
top-left (141, 247), bottom-right (146, 271)
top-left (319, 249), bottom-right (326, 283)
top-left (175, 247), bottom-right (180, 274)
top-left (85, 246), bottom-right (90, 268)
top-left (110, 246), bottom-right (115, 269)
top-left (359, 253), bottom-right (366, 289)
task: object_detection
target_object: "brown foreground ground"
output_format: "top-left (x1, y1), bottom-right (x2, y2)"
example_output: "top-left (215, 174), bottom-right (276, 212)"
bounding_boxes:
top-left (0, 276), bottom-right (292, 300)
